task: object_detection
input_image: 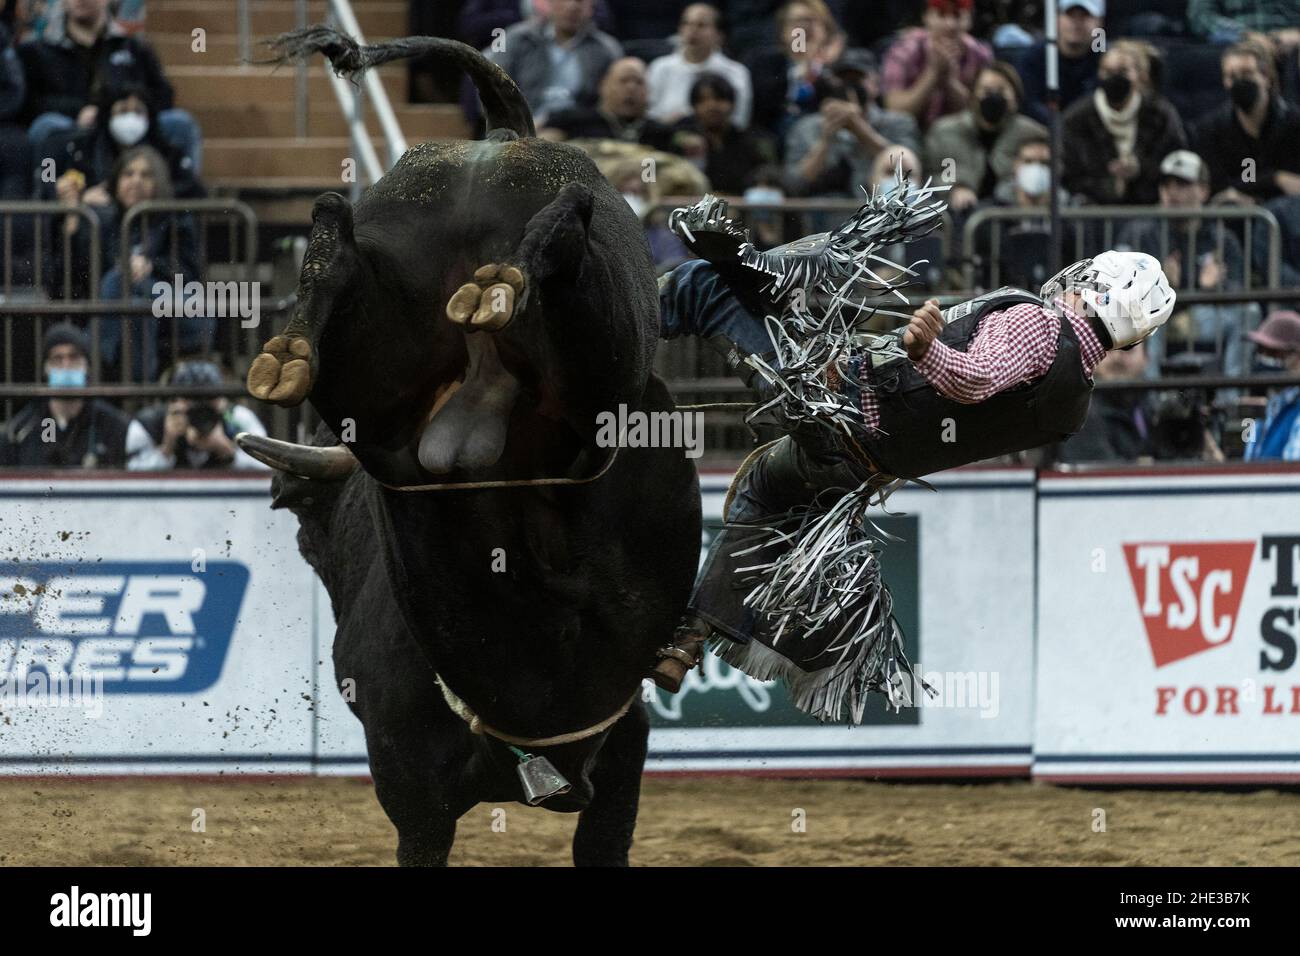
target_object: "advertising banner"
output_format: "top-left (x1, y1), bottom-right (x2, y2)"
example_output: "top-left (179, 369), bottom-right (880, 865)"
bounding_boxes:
top-left (1034, 467), bottom-right (1300, 783)
top-left (643, 468), bottom-right (1037, 776)
top-left (0, 466), bottom-right (1039, 780)
top-left (0, 475), bottom-right (315, 774)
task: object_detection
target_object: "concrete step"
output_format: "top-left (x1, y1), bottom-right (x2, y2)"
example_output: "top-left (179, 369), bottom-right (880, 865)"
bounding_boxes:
top-left (146, 1), bottom-right (409, 40)
top-left (149, 30), bottom-right (408, 69)
top-left (204, 136), bottom-right (407, 180)
top-left (186, 101), bottom-right (467, 140)
top-left (167, 64), bottom-right (408, 108)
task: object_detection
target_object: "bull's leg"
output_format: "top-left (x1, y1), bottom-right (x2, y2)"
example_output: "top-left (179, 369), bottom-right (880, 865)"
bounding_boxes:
top-left (365, 727), bottom-right (475, 866)
top-left (248, 192), bottom-right (359, 406)
top-left (444, 181), bottom-right (593, 333)
top-left (571, 699), bottom-right (650, 867)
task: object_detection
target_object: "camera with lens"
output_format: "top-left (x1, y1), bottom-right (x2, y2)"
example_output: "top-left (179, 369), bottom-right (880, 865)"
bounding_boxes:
top-left (185, 402), bottom-right (221, 436)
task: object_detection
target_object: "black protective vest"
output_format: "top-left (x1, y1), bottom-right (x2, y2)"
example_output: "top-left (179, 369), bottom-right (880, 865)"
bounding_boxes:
top-left (856, 287), bottom-right (1094, 478)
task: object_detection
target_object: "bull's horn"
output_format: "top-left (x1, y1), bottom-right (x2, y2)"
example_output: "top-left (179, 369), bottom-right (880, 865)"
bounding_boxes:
top-left (235, 432), bottom-right (357, 479)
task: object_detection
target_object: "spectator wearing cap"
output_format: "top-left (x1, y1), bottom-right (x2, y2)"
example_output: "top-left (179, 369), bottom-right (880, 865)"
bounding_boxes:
top-left (19, 0), bottom-right (202, 176)
top-left (1019, 0), bottom-right (1103, 127)
top-left (881, 0), bottom-right (992, 130)
top-left (484, 0), bottom-right (623, 127)
top-left (647, 4), bottom-right (753, 128)
top-left (543, 57), bottom-right (680, 153)
top-left (923, 61), bottom-right (1046, 214)
top-left (673, 74), bottom-right (776, 194)
top-left (784, 51), bottom-right (920, 200)
top-left (0, 323), bottom-right (129, 469)
top-left (1193, 40), bottom-right (1300, 205)
top-left (1242, 310), bottom-right (1300, 460)
top-left (1061, 40), bottom-right (1186, 205)
top-left (127, 360), bottom-right (269, 471)
top-left (1118, 150), bottom-right (1251, 379)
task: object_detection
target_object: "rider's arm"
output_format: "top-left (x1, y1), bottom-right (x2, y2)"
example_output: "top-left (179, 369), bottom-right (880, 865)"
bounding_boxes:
top-left (912, 303), bottom-right (1061, 404)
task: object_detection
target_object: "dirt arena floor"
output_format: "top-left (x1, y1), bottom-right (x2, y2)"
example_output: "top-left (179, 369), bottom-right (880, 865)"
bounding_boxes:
top-left (1, 776), bottom-right (1298, 866)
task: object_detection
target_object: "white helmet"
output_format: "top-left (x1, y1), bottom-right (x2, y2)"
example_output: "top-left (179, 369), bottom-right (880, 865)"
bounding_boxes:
top-left (1040, 251), bottom-right (1176, 349)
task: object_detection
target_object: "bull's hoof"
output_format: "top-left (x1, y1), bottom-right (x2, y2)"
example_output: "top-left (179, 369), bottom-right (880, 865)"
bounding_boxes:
top-left (445, 264), bottom-right (526, 332)
top-left (248, 334), bottom-right (313, 406)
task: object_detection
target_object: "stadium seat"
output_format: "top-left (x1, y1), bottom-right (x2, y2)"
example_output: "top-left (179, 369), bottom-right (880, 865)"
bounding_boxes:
top-left (1153, 40), bottom-right (1230, 128)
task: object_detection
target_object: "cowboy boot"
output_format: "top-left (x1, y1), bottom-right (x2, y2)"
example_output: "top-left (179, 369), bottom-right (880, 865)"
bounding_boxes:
top-left (650, 613), bottom-right (713, 693)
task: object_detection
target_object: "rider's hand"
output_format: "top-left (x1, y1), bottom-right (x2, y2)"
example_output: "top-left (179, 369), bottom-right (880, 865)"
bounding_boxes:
top-left (904, 299), bottom-right (944, 361)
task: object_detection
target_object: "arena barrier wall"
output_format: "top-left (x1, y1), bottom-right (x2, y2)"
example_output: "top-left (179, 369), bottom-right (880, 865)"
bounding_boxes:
top-left (0, 465), bottom-right (1296, 782)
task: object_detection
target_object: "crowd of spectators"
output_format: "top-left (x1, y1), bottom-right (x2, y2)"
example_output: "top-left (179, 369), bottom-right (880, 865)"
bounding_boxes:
top-left (0, 1), bottom-right (263, 472)
top-left (465, 0), bottom-right (1300, 463)
top-left (0, 0), bottom-right (206, 383)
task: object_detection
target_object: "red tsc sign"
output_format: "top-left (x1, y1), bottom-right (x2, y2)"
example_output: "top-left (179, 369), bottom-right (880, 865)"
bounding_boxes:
top-left (1123, 541), bottom-right (1256, 667)
top-left (1123, 536), bottom-right (1300, 717)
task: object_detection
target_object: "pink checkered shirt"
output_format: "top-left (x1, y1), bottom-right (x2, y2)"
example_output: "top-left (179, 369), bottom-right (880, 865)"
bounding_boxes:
top-left (858, 299), bottom-right (1107, 431)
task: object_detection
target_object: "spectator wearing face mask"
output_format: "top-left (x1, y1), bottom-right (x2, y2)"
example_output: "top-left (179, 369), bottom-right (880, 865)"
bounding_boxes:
top-left (39, 83), bottom-right (204, 202)
top-left (971, 134), bottom-right (1080, 288)
top-left (1242, 310), bottom-right (1300, 461)
top-left (1061, 40), bottom-right (1186, 205)
top-left (0, 323), bottom-right (129, 468)
top-left (923, 61), bottom-right (1046, 215)
top-left (127, 360), bottom-right (269, 471)
top-left (1193, 40), bottom-right (1300, 205)
top-left (19, 0), bottom-right (202, 175)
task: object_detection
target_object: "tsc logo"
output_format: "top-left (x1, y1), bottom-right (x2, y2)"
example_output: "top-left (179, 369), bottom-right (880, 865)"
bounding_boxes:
top-left (1123, 542), bottom-right (1255, 668)
top-left (0, 562), bottom-right (247, 693)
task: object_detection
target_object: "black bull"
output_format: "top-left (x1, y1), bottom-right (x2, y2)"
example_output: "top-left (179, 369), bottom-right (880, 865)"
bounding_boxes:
top-left (238, 29), bottom-right (701, 865)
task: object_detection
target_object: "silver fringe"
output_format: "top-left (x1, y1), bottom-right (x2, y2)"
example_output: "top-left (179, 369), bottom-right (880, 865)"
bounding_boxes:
top-left (674, 175), bottom-right (949, 723)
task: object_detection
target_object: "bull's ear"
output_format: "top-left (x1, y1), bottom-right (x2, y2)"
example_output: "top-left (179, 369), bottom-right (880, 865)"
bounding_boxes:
top-left (311, 192), bottom-right (355, 243)
top-left (300, 192), bottom-right (360, 299)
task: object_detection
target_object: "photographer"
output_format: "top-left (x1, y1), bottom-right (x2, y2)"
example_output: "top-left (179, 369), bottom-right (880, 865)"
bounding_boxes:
top-left (126, 360), bottom-right (269, 470)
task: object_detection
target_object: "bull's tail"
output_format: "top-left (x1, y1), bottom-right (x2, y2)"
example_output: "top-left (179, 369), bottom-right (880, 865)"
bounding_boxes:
top-left (261, 25), bottom-right (535, 138)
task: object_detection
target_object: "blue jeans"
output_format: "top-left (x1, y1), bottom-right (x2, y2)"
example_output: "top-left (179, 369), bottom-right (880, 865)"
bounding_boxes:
top-left (658, 258), bottom-right (772, 357)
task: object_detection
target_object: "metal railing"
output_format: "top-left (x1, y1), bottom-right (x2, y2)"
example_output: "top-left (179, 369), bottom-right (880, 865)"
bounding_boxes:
top-left (0, 202), bottom-right (103, 396)
top-left (962, 205), bottom-right (1283, 292)
top-left (0, 200), bottom-right (263, 424)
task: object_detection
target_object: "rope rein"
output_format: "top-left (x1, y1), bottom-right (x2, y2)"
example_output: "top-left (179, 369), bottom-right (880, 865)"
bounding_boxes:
top-left (436, 673), bottom-right (637, 748)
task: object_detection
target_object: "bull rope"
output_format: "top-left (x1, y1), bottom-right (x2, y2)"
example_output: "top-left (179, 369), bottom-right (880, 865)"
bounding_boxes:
top-left (435, 673), bottom-right (638, 747)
